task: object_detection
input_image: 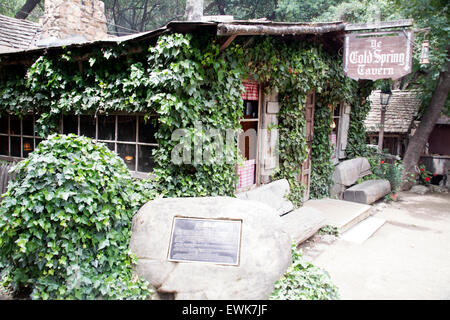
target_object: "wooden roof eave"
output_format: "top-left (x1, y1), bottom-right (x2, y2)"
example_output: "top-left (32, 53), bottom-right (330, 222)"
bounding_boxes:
top-left (216, 22), bottom-right (345, 36)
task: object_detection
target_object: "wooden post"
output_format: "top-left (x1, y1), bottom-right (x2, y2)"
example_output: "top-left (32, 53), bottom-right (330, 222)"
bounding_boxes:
top-left (378, 106), bottom-right (386, 152)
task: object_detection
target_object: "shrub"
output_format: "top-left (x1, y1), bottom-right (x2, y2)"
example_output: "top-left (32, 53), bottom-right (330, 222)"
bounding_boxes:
top-left (270, 244), bottom-right (339, 300)
top-left (417, 164), bottom-right (432, 185)
top-left (373, 160), bottom-right (404, 193)
top-left (0, 134), bottom-right (153, 299)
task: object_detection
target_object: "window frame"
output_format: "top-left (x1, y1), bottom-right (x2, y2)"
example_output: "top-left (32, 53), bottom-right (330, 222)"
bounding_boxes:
top-left (0, 112), bottom-right (159, 178)
top-left (60, 113), bottom-right (158, 179)
top-left (0, 113), bottom-right (43, 163)
top-left (330, 103), bottom-right (342, 165)
top-left (236, 81), bottom-right (262, 192)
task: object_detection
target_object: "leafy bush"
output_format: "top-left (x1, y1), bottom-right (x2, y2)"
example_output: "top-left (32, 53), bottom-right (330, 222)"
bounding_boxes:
top-left (270, 244), bottom-right (339, 300)
top-left (0, 134), bottom-right (153, 299)
top-left (372, 160), bottom-right (404, 193)
top-left (416, 164), bottom-right (432, 185)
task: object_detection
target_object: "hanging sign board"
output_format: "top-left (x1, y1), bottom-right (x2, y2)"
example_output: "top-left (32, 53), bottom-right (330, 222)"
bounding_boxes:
top-left (343, 31), bottom-right (414, 80)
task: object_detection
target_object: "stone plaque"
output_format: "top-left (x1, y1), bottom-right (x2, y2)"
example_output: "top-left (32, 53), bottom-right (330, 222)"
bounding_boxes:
top-left (343, 31), bottom-right (413, 80)
top-left (168, 217), bottom-right (242, 266)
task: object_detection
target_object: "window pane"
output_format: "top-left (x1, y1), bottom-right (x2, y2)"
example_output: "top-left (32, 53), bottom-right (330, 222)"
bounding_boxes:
top-left (243, 100), bottom-right (258, 119)
top-left (98, 115), bottom-right (115, 141)
top-left (117, 143), bottom-right (136, 171)
top-left (10, 137), bottom-right (21, 157)
top-left (117, 116), bottom-right (136, 142)
top-left (10, 116), bottom-right (20, 135)
top-left (333, 105), bottom-right (340, 117)
top-left (0, 116), bottom-right (7, 134)
top-left (138, 145), bottom-right (155, 172)
top-left (0, 136), bottom-right (8, 155)
top-left (139, 116), bottom-right (158, 143)
top-left (80, 115), bottom-right (96, 138)
top-left (23, 138), bottom-right (34, 157)
top-left (22, 115), bottom-right (34, 136)
top-left (104, 142), bottom-right (115, 152)
top-left (63, 115), bottom-right (78, 135)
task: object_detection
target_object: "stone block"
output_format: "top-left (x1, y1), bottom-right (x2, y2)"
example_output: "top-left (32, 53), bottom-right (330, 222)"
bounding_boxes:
top-left (236, 179), bottom-right (294, 215)
top-left (280, 206), bottom-right (326, 245)
top-left (332, 157), bottom-right (371, 187)
top-left (410, 185), bottom-right (429, 195)
top-left (130, 197), bottom-right (291, 300)
top-left (343, 179), bottom-right (391, 204)
top-left (330, 182), bottom-right (346, 199)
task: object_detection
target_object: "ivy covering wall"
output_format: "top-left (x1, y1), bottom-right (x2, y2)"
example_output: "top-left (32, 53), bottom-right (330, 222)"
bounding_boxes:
top-left (238, 37), bottom-right (372, 204)
top-left (0, 33), bottom-right (373, 204)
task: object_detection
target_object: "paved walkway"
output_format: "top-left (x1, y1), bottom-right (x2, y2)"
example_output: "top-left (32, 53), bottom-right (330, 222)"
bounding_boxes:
top-left (299, 191), bottom-right (450, 300)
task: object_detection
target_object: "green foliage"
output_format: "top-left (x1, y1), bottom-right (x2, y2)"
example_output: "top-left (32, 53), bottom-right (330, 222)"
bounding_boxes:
top-left (239, 37), bottom-right (361, 205)
top-left (0, 33), bottom-right (245, 198)
top-left (394, 0), bottom-right (450, 115)
top-left (416, 164), bottom-right (432, 185)
top-left (372, 160), bottom-right (404, 193)
top-left (0, 32), bottom-right (366, 206)
top-left (346, 81), bottom-right (376, 159)
top-left (315, 0), bottom-right (403, 23)
top-left (270, 244), bottom-right (340, 300)
top-left (0, 134), bottom-right (153, 299)
top-left (0, 0), bottom-right (43, 22)
top-left (276, 0), bottom-right (341, 22)
top-left (318, 225), bottom-right (340, 237)
top-left (309, 61), bottom-right (358, 199)
top-left (148, 34), bottom-right (245, 197)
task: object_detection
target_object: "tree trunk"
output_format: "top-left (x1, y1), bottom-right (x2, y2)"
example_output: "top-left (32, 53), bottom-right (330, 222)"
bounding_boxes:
top-left (15, 0), bottom-right (41, 19)
top-left (401, 54), bottom-right (450, 190)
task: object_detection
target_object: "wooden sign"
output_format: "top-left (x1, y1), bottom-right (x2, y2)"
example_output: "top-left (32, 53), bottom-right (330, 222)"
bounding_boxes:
top-left (168, 217), bottom-right (242, 266)
top-left (343, 31), bottom-right (414, 80)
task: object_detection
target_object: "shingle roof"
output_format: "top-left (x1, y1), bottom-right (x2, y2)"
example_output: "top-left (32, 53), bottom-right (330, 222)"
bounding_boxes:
top-left (365, 90), bottom-right (422, 134)
top-left (0, 14), bottom-right (41, 53)
top-left (0, 19), bottom-right (346, 57)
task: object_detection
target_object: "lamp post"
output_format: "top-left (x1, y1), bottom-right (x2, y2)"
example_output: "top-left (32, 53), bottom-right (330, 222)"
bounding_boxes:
top-left (378, 90), bottom-right (392, 152)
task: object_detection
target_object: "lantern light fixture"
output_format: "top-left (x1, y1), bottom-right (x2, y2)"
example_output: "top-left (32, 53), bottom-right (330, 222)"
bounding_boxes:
top-left (420, 40), bottom-right (430, 64)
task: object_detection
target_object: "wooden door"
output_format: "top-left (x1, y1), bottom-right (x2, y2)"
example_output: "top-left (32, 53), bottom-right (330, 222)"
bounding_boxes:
top-left (300, 91), bottom-right (315, 201)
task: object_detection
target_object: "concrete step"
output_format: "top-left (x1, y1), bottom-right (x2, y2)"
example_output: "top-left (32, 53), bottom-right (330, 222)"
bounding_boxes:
top-left (340, 216), bottom-right (386, 244)
top-left (302, 198), bottom-right (372, 233)
top-left (280, 206), bottom-right (326, 246)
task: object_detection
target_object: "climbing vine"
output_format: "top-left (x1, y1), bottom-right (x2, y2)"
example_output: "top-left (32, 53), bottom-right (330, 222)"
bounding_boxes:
top-left (345, 80), bottom-right (376, 160)
top-left (0, 33), bottom-right (373, 205)
top-left (1, 34), bottom-right (246, 198)
top-left (239, 37), bottom-right (369, 205)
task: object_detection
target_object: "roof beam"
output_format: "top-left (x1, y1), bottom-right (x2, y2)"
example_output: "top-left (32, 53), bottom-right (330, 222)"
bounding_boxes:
top-left (345, 19), bottom-right (414, 31)
top-left (217, 23), bottom-right (345, 36)
top-left (219, 34), bottom-right (237, 52)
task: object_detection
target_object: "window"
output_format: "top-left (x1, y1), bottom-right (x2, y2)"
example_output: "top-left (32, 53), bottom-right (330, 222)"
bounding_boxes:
top-left (61, 114), bottom-right (158, 177)
top-left (237, 81), bottom-right (260, 190)
top-left (0, 113), bottom-right (158, 178)
top-left (0, 114), bottom-right (43, 160)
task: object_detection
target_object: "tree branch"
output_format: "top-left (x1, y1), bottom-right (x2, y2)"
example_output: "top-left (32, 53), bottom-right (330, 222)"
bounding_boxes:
top-left (15, 0), bottom-right (41, 19)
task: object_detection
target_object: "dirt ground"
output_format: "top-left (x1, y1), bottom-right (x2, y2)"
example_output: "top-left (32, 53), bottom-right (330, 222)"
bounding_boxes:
top-left (299, 190), bottom-right (450, 300)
